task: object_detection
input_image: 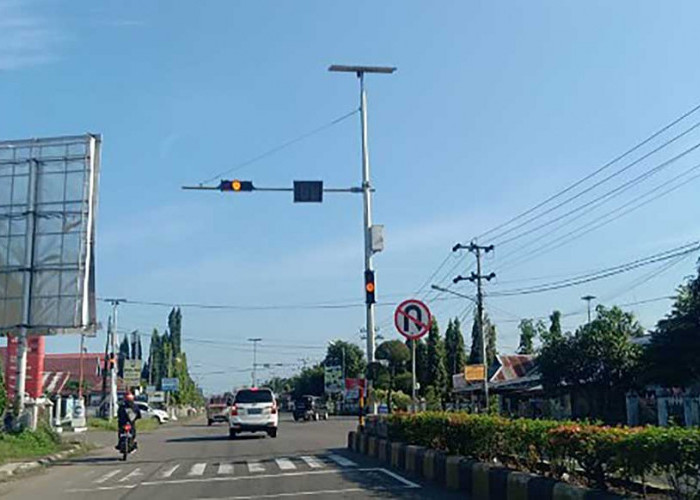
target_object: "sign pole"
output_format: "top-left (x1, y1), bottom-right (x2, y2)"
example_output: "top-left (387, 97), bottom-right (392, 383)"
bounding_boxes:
top-left (411, 338), bottom-right (416, 413)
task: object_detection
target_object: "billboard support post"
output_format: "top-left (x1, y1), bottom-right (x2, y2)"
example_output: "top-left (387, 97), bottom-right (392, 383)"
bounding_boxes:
top-left (15, 159), bottom-right (38, 418)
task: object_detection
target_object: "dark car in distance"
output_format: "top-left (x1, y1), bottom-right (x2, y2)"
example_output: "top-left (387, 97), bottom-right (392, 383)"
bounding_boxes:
top-left (292, 395), bottom-right (329, 421)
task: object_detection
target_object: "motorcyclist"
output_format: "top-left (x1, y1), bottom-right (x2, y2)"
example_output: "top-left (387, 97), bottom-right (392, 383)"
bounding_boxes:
top-left (116, 392), bottom-right (141, 451)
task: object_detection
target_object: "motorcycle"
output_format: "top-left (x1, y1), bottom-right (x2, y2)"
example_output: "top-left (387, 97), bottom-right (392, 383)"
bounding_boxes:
top-left (118, 422), bottom-right (135, 461)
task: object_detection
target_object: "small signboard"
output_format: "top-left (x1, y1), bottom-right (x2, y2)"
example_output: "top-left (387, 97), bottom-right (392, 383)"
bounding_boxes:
top-left (162, 377), bottom-right (179, 392)
top-left (324, 365), bottom-right (343, 394)
top-left (148, 391), bottom-right (165, 403)
top-left (394, 299), bottom-right (432, 340)
top-left (464, 364), bottom-right (486, 381)
top-left (123, 359), bottom-right (142, 387)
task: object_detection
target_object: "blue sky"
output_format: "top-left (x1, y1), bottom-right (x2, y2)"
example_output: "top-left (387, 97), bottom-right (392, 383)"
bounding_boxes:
top-left (2, 0), bottom-right (700, 393)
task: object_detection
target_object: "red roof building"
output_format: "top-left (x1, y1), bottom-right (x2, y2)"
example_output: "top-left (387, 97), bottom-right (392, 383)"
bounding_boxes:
top-left (1, 347), bottom-right (127, 397)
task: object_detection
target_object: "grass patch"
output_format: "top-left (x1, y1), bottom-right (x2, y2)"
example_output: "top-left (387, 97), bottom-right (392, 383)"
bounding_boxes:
top-left (0, 424), bottom-right (63, 464)
top-left (87, 417), bottom-right (161, 433)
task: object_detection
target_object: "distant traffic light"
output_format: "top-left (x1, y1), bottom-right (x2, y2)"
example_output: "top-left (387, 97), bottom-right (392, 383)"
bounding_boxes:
top-left (219, 179), bottom-right (254, 192)
top-left (364, 270), bottom-right (376, 304)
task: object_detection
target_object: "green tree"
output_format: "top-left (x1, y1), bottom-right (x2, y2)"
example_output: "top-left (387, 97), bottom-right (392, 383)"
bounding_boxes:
top-left (445, 318), bottom-right (467, 376)
top-left (118, 335), bottom-right (130, 378)
top-left (412, 339), bottom-right (429, 395)
top-left (0, 361), bottom-right (8, 416)
top-left (323, 340), bottom-right (366, 378)
top-left (544, 310), bottom-right (564, 344)
top-left (469, 313), bottom-right (497, 366)
top-left (376, 340), bottom-right (410, 414)
top-left (290, 365), bottom-right (324, 398)
top-left (645, 264), bottom-right (700, 387)
top-left (426, 318), bottom-right (448, 403)
top-left (168, 308), bottom-right (182, 355)
top-left (517, 319), bottom-right (546, 354)
top-left (539, 305), bottom-right (644, 421)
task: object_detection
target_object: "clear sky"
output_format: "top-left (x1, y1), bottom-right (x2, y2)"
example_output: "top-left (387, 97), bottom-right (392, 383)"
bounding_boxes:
top-left (2, 0), bottom-right (700, 393)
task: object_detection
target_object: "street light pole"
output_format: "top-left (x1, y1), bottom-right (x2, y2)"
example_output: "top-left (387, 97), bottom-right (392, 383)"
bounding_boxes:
top-left (329, 64), bottom-right (395, 367)
top-left (248, 338), bottom-right (262, 387)
top-left (582, 295), bottom-right (596, 324)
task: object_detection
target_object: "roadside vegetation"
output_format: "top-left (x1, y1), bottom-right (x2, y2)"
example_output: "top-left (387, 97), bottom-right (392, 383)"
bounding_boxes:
top-left (0, 423), bottom-right (63, 464)
top-left (384, 412), bottom-right (700, 498)
top-left (87, 417), bottom-right (161, 433)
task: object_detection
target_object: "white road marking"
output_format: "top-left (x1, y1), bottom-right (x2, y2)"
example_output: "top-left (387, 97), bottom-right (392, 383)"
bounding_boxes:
top-left (94, 469), bottom-right (121, 484)
top-left (188, 463), bottom-right (207, 476)
top-left (300, 456), bottom-right (324, 469)
top-left (274, 458), bottom-right (296, 471)
top-left (217, 463), bottom-right (234, 474)
top-left (68, 468), bottom-right (421, 493)
top-left (160, 464), bottom-right (180, 478)
top-left (377, 467), bottom-right (421, 488)
top-left (247, 460), bottom-right (265, 473)
top-left (327, 454), bottom-right (357, 467)
top-left (192, 487), bottom-right (368, 499)
top-left (119, 468), bottom-right (144, 482)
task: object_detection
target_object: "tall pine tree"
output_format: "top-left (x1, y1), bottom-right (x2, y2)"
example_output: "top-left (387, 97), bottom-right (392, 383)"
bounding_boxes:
top-left (469, 313), bottom-right (497, 367)
top-left (445, 317), bottom-right (467, 376)
top-left (169, 308), bottom-right (182, 355)
top-left (426, 318), bottom-right (448, 400)
top-left (118, 335), bottom-right (130, 378)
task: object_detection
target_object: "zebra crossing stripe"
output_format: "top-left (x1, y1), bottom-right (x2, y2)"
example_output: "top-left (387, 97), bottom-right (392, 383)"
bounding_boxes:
top-left (188, 463), bottom-right (207, 476)
top-left (274, 458), bottom-right (296, 471)
top-left (95, 469), bottom-right (121, 484)
top-left (247, 460), bottom-right (265, 473)
top-left (300, 456), bottom-right (324, 469)
top-left (119, 468), bottom-right (143, 482)
top-left (217, 463), bottom-right (234, 475)
top-left (160, 464), bottom-right (180, 478)
top-left (327, 454), bottom-right (357, 467)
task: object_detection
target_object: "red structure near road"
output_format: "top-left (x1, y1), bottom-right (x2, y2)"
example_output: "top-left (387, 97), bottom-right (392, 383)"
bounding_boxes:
top-left (4, 336), bottom-right (45, 400)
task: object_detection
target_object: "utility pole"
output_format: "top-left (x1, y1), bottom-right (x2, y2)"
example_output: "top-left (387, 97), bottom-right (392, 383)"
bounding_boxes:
top-left (582, 295), bottom-right (596, 324)
top-left (453, 242), bottom-right (495, 411)
top-left (248, 338), bottom-right (262, 387)
top-left (329, 64), bottom-right (395, 370)
top-left (104, 298), bottom-right (126, 419)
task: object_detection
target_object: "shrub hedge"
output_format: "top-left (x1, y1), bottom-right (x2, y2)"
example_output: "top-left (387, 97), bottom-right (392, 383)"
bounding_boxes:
top-left (384, 412), bottom-right (700, 497)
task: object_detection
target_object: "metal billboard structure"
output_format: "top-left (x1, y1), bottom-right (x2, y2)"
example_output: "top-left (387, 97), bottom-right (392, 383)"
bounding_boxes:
top-left (0, 134), bottom-right (101, 414)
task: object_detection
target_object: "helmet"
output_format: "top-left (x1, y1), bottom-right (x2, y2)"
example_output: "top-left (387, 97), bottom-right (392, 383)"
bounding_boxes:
top-left (125, 392), bottom-right (135, 403)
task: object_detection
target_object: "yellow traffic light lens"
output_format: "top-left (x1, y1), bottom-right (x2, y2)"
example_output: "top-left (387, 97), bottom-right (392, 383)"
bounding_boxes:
top-left (366, 283), bottom-right (375, 293)
top-left (232, 180), bottom-right (242, 191)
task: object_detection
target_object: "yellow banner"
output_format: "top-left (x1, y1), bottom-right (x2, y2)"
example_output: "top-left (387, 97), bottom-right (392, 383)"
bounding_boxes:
top-left (464, 364), bottom-right (485, 381)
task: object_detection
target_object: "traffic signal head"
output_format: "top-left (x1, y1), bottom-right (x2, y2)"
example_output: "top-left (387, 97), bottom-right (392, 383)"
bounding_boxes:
top-left (364, 270), bottom-right (376, 304)
top-left (219, 179), bottom-right (254, 192)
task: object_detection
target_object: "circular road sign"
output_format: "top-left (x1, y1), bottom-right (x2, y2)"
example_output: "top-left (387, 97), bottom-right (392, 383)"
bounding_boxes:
top-left (394, 299), bottom-right (432, 340)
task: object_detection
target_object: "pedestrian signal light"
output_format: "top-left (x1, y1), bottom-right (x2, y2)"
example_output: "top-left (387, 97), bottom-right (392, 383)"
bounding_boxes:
top-left (364, 270), bottom-right (376, 304)
top-left (219, 179), bottom-right (254, 192)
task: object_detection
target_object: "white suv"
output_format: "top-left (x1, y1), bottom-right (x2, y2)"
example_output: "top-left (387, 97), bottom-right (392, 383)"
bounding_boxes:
top-left (228, 388), bottom-right (278, 439)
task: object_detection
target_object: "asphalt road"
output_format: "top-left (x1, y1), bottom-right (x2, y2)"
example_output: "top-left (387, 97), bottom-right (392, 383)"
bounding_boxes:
top-left (0, 415), bottom-right (465, 499)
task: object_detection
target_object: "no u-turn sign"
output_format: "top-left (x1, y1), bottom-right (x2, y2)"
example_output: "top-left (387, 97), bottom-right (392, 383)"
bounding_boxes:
top-left (394, 299), bottom-right (432, 340)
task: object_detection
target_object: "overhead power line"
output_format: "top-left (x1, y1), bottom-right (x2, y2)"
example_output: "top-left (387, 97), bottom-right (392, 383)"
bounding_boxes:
top-left (489, 241), bottom-right (700, 297)
top-left (478, 101), bottom-right (700, 240)
top-left (495, 160), bottom-right (700, 270)
top-left (199, 108), bottom-right (359, 185)
top-left (492, 137), bottom-right (700, 247)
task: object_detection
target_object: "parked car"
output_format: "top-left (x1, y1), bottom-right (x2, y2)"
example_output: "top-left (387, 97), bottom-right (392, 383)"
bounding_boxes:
top-left (206, 395), bottom-right (230, 426)
top-left (134, 401), bottom-right (169, 424)
top-left (228, 388), bottom-right (278, 438)
top-left (293, 395), bottom-right (329, 421)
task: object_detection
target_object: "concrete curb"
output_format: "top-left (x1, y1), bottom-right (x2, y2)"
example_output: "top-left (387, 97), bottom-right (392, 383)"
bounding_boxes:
top-left (0, 443), bottom-right (82, 480)
top-left (347, 430), bottom-right (625, 499)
